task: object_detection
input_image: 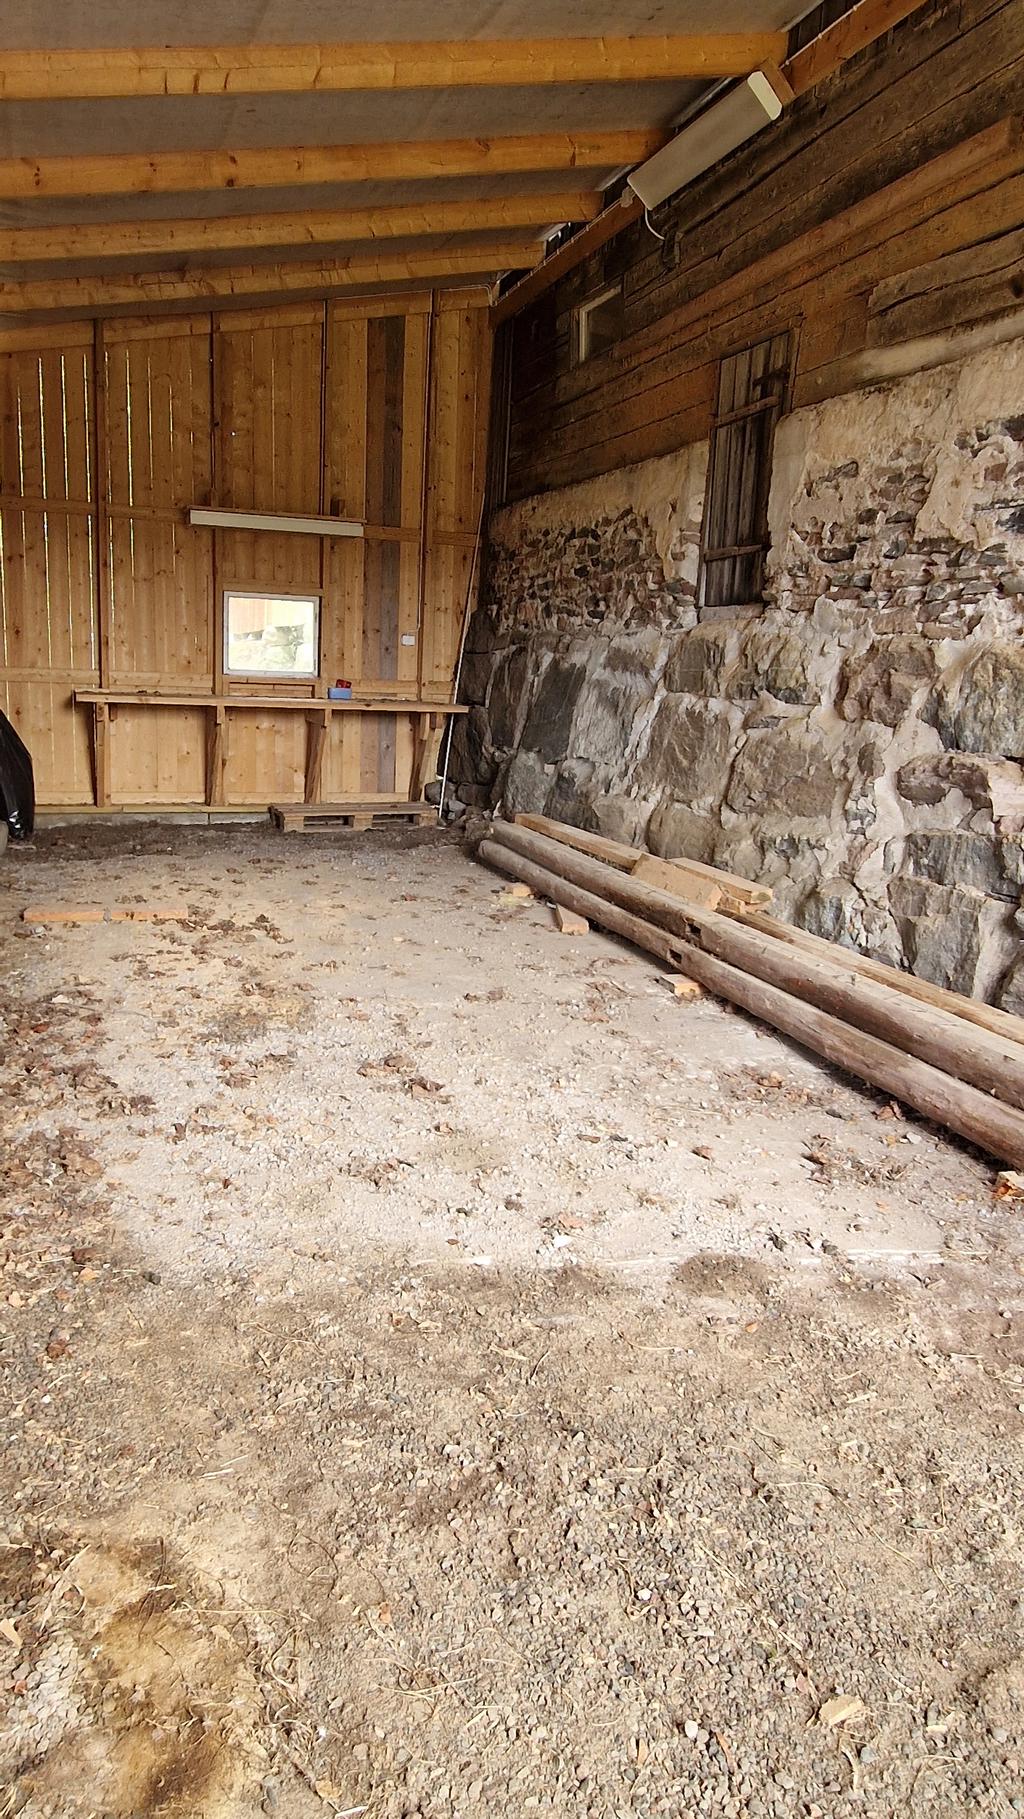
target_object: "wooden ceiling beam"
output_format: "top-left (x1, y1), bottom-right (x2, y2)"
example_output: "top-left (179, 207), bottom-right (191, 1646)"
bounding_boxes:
top-left (0, 192), bottom-right (601, 265)
top-left (0, 132), bottom-right (665, 201)
top-left (0, 35), bottom-right (789, 101)
top-left (0, 244), bottom-right (544, 315)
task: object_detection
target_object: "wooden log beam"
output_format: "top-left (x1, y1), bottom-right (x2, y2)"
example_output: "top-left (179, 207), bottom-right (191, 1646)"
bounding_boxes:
top-left (478, 837), bottom-right (1024, 1168)
top-left (736, 907), bottom-right (1024, 1048)
top-left (0, 36), bottom-right (789, 101)
top-left (513, 810), bottom-right (771, 904)
top-left (0, 192), bottom-right (602, 266)
top-left (783, 0), bottom-right (932, 97)
top-left (488, 820), bottom-right (1024, 1111)
top-left (0, 244), bottom-right (543, 315)
top-left (0, 131), bottom-right (666, 202)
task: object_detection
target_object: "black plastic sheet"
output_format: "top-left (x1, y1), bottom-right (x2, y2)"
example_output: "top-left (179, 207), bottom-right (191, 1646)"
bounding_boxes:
top-left (0, 709), bottom-right (34, 840)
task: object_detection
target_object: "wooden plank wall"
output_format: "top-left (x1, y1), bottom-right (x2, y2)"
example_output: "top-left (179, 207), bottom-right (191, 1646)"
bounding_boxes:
top-left (0, 325), bottom-right (97, 801)
top-left (0, 290), bottom-right (490, 805)
top-left (501, 0), bottom-right (1024, 499)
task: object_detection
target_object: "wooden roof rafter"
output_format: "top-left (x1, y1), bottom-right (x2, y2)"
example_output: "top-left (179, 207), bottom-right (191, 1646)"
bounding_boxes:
top-left (0, 131), bottom-right (666, 201)
top-left (0, 243), bottom-right (546, 316)
top-left (0, 35), bottom-right (790, 101)
top-left (0, 193), bottom-right (604, 265)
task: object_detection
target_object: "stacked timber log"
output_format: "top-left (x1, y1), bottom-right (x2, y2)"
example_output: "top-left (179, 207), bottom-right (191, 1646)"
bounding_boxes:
top-left (478, 813), bottom-right (1024, 1168)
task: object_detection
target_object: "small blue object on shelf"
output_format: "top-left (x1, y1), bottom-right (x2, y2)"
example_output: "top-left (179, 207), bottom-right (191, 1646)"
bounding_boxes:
top-left (328, 679), bottom-right (353, 700)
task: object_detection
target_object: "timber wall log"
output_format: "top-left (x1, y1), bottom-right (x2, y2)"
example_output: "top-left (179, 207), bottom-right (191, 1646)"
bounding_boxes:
top-left (499, 0), bottom-right (1024, 497)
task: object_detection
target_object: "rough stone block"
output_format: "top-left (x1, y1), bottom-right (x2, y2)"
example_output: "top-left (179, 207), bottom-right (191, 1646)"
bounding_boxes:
top-left (896, 750), bottom-right (1024, 818)
top-left (726, 724), bottom-right (840, 821)
top-left (839, 637), bottom-right (936, 727)
top-left (887, 876), bottom-right (1008, 997)
top-left (898, 830), bottom-right (1009, 898)
top-left (588, 791), bottom-right (652, 849)
top-left (665, 625), bottom-right (731, 697)
top-left (487, 646), bottom-right (534, 750)
top-left (731, 628), bottom-right (816, 705)
top-left (568, 676), bottom-right (653, 767)
top-left (459, 649), bottom-right (493, 705)
top-left (997, 955), bottom-right (1024, 1015)
top-left (500, 749), bottom-right (552, 818)
top-left (646, 800), bottom-right (718, 865)
top-left (546, 759), bottom-right (595, 826)
top-left (640, 697), bottom-right (734, 803)
top-left (933, 643), bottom-right (1024, 756)
top-left (520, 654), bottom-right (589, 763)
top-left (796, 878), bottom-right (866, 949)
top-left (449, 705), bottom-right (497, 789)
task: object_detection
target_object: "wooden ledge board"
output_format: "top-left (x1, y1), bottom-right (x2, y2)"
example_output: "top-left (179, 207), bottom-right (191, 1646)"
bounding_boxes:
top-left (74, 690), bottom-right (467, 713)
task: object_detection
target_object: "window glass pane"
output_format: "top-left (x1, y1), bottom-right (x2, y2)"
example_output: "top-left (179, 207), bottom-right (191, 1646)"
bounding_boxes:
top-left (578, 284), bottom-right (625, 361)
top-left (224, 592), bottom-right (319, 677)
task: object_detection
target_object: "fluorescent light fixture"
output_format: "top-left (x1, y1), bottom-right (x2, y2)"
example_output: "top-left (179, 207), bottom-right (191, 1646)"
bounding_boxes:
top-left (627, 67), bottom-right (790, 211)
top-left (189, 506), bottom-right (362, 538)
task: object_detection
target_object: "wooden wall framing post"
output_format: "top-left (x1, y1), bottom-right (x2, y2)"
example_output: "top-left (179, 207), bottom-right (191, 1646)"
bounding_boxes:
top-left (91, 700), bottom-right (112, 806)
top-left (411, 709), bottom-right (445, 801)
top-left (206, 704), bottom-right (227, 805)
top-left (304, 705), bottom-right (329, 802)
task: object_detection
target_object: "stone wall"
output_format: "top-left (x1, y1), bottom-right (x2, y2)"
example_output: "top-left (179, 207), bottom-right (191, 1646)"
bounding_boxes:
top-left (453, 337), bottom-right (1024, 1005)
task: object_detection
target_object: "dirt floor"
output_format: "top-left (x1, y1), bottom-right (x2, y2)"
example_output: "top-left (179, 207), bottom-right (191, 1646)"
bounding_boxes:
top-left (3, 820), bottom-right (1024, 1819)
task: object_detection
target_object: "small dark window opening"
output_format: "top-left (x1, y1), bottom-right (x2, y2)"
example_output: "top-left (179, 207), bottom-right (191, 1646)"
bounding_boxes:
top-left (699, 330), bottom-right (792, 610)
top-left (574, 281), bottom-right (625, 363)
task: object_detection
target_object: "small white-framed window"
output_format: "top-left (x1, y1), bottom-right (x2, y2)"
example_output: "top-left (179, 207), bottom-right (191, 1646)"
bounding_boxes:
top-left (575, 281), bottom-right (625, 363)
top-left (223, 590), bottom-right (320, 679)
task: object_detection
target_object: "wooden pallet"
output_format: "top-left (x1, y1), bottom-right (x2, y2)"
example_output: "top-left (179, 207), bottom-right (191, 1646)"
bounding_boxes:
top-left (269, 800), bottom-right (436, 833)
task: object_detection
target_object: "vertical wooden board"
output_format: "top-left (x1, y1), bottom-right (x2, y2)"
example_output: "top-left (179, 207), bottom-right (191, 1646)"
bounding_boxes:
top-left (216, 313), bottom-right (323, 515)
top-left (322, 534), bottom-right (364, 683)
top-left (0, 340), bottom-right (96, 695)
top-left (377, 709), bottom-right (397, 795)
top-left (428, 310), bottom-right (460, 539)
top-left (322, 711), bottom-right (364, 800)
top-left (325, 314), bottom-right (368, 519)
top-left (0, 676), bottom-right (94, 804)
top-left (40, 350), bottom-right (70, 506)
top-left (422, 542), bottom-right (479, 692)
top-left (109, 521), bottom-right (213, 682)
top-left (397, 540), bottom-right (419, 686)
top-left (420, 305), bottom-right (491, 697)
top-left (224, 710), bottom-right (306, 803)
top-left (39, 511), bottom-right (91, 674)
top-left (105, 318), bottom-right (214, 684)
top-left (62, 344), bottom-right (94, 514)
top-left (359, 711), bottom-right (381, 794)
top-left (361, 532), bottom-right (383, 681)
top-left (216, 527), bottom-right (321, 596)
top-left (323, 710), bottom-right (413, 796)
top-left (110, 704), bottom-right (206, 803)
top-left (394, 712), bottom-right (414, 797)
top-left (1, 351), bottom-right (43, 498)
top-left (0, 506), bottom-right (96, 673)
top-left (401, 312), bottom-right (428, 532)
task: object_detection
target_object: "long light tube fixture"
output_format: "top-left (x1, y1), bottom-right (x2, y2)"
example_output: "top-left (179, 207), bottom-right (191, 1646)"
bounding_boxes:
top-left (626, 65), bottom-right (792, 211)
